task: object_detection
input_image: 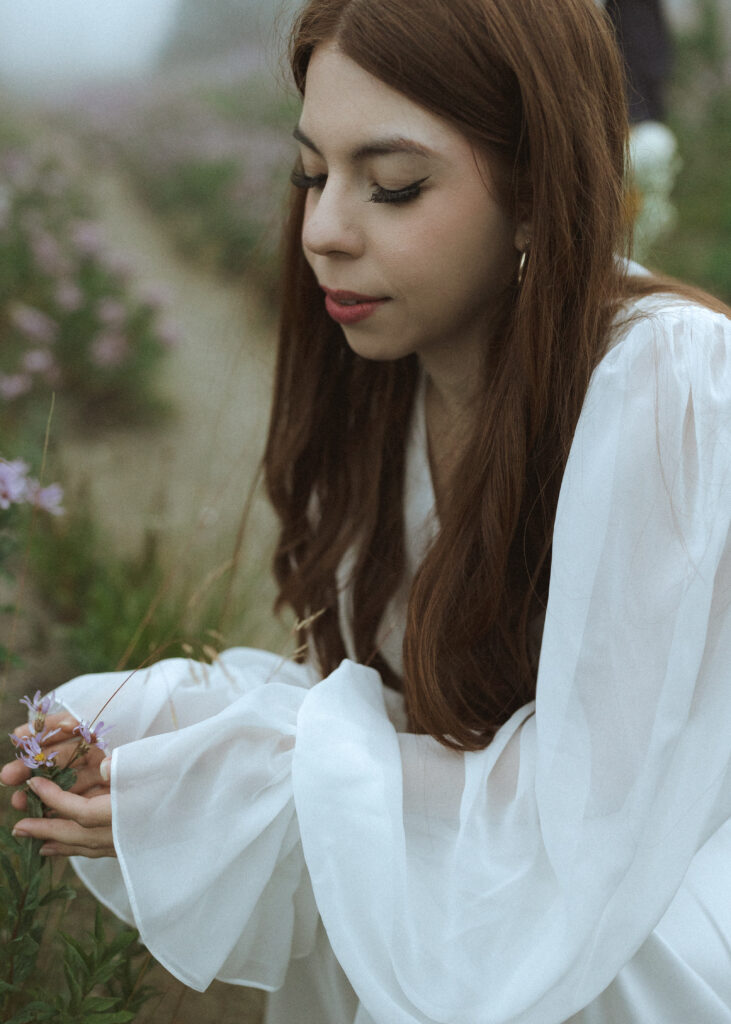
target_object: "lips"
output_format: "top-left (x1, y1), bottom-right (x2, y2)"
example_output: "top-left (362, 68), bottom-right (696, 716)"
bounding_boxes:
top-left (321, 286), bottom-right (390, 326)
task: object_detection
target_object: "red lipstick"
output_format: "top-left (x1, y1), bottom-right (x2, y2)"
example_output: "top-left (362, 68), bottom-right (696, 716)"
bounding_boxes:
top-left (322, 287), bottom-right (389, 325)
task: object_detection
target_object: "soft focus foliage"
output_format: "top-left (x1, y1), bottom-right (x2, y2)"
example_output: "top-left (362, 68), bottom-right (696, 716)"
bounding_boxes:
top-left (63, 61), bottom-right (297, 297)
top-left (0, 456), bottom-right (64, 672)
top-left (0, 136), bottom-right (177, 428)
top-left (1, 713), bottom-right (154, 1023)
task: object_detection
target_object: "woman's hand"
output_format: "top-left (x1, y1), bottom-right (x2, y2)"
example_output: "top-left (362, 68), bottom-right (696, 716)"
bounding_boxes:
top-left (11, 777), bottom-right (115, 859)
top-left (1, 711), bottom-right (115, 858)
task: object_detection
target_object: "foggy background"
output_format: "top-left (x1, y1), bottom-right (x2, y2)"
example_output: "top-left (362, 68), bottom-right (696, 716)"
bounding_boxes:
top-left (0, 0), bottom-right (299, 89)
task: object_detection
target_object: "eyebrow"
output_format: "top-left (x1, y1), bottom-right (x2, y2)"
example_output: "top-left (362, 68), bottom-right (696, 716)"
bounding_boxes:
top-left (293, 124), bottom-right (434, 161)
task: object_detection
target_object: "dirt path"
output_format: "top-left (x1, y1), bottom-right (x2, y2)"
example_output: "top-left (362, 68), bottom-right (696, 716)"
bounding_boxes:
top-left (41, 168), bottom-right (283, 1022)
top-left (60, 167), bottom-right (284, 647)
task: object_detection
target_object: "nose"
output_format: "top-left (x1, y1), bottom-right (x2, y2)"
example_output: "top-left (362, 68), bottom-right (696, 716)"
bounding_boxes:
top-left (301, 180), bottom-right (364, 259)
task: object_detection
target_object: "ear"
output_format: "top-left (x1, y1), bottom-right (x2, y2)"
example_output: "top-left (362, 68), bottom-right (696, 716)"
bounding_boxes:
top-left (514, 220), bottom-right (532, 252)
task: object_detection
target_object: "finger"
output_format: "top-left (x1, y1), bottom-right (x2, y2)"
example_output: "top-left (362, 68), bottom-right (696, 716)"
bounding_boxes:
top-left (24, 777), bottom-right (112, 828)
top-left (14, 814), bottom-right (112, 851)
top-left (70, 762), bottom-right (108, 795)
top-left (10, 789), bottom-right (28, 811)
top-left (40, 841), bottom-right (113, 860)
top-left (0, 760), bottom-right (31, 786)
top-left (10, 712), bottom-right (79, 741)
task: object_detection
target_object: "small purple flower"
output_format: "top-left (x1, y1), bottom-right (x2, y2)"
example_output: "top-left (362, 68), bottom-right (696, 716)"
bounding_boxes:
top-left (0, 374), bottom-right (33, 400)
top-left (55, 279), bottom-right (83, 312)
top-left (90, 331), bottom-right (128, 368)
top-left (0, 184), bottom-right (10, 230)
top-left (73, 719), bottom-right (112, 751)
top-left (30, 230), bottom-right (69, 277)
top-left (9, 303), bottom-right (58, 345)
top-left (20, 690), bottom-right (55, 717)
top-left (29, 482), bottom-right (64, 517)
top-left (15, 727), bottom-right (61, 771)
top-left (138, 283), bottom-right (170, 311)
top-left (20, 690), bottom-right (56, 732)
top-left (22, 349), bottom-right (54, 375)
top-left (0, 459), bottom-right (30, 509)
top-left (96, 297), bottom-right (126, 328)
top-left (71, 220), bottom-right (103, 257)
top-left (156, 319), bottom-right (181, 349)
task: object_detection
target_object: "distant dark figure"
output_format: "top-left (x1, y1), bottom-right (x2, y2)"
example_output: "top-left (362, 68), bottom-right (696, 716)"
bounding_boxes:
top-left (605, 0), bottom-right (673, 122)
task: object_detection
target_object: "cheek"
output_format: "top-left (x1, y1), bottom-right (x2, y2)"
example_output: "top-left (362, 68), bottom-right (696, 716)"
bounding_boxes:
top-left (392, 202), bottom-right (514, 298)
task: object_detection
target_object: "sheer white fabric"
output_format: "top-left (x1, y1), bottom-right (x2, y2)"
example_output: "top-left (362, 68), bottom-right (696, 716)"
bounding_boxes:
top-left (57, 295), bottom-right (731, 1022)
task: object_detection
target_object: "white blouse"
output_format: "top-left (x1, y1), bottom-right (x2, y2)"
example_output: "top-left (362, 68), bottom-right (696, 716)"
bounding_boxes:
top-left (57, 294), bottom-right (731, 1024)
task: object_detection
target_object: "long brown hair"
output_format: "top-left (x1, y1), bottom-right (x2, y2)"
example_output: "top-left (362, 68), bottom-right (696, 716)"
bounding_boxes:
top-left (264, 0), bottom-right (727, 750)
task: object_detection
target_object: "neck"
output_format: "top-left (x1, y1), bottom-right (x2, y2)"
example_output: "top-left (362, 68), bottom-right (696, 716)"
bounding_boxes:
top-left (422, 358), bottom-right (481, 514)
top-left (418, 345), bottom-right (482, 422)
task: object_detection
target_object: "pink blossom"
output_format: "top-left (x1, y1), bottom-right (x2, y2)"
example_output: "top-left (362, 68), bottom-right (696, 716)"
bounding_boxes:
top-left (3, 151), bottom-right (34, 189)
top-left (55, 279), bottom-right (84, 312)
top-left (0, 459), bottom-right (30, 509)
top-left (22, 349), bottom-right (54, 374)
top-left (28, 481), bottom-right (64, 517)
top-left (0, 374), bottom-right (33, 400)
top-left (9, 303), bottom-right (58, 345)
top-left (157, 319), bottom-right (181, 349)
top-left (14, 727), bottom-right (61, 771)
top-left (30, 230), bottom-right (69, 277)
top-left (90, 331), bottom-right (129, 368)
top-left (97, 297), bottom-right (126, 327)
top-left (138, 283), bottom-right (171, 311)
top-left (71, 219), bottom-right (103, 257)
top-left (20, 690), bottom-right (56, 732)
top-left (74, 719), bottom-right (113, 751)
top-left (0, 184), bottom-right (10, 230)
top-left (101, 251), bottom-right (132, 279)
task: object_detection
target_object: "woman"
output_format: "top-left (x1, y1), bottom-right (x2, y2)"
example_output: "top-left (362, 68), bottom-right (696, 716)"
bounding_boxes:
top-left (3, 0), bottom-right (730, 1021)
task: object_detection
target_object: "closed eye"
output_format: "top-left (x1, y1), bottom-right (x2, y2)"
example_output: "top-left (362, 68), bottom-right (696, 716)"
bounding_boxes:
top-left (290, 168), bottom-right (327, 191)
top-left (290, 167), bottom-right (429, 206)
top-left (369, 177), bottom-right (429, 204)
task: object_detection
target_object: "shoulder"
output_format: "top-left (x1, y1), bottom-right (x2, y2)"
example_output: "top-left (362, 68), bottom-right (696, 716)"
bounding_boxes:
top-left (594, 292), bottom-right (730, 401)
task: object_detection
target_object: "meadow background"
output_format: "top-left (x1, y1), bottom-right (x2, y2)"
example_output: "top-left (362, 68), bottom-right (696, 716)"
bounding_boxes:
top-left (0, 0), bottom-right (729, 1020)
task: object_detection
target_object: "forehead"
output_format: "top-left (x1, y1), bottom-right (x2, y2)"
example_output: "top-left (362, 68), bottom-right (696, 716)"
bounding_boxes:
top-left (300, 42), bottom-right (470, 158)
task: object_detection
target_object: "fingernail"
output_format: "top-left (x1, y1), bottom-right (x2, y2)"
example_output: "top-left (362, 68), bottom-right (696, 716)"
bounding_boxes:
top-left (60, 716), bottom-right (76, 728)
top-left (12, 828), bottom-right (29, 838)
top-left (99, 757), bottom-right (111, 783)
top-left (26, 777), bottom-right (40, 792)
top-left (40, 845), bottom-right (56, 856)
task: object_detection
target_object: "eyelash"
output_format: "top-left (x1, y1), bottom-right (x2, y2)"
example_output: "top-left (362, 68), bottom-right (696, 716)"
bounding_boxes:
top-left (290, 169), bottom-right (427, 205)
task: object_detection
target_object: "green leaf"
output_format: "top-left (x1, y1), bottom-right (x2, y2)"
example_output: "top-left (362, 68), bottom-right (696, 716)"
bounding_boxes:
top-left (39, 884), bottom-right (77, 907)
top-left (84, 1013), bottom-right (136, 1024)
top-left (78, 995), bottom-right (121, 1012)
top-left (3, 1002), bottom-right (58, 1024)
top-left (63, 958), bottom-right (84, 1007)
top-left (104, 930), bottom-right (138, 957)
top-left (0, 849), bottom-right (23, 903)
top-left (48, 766), bottom-right (77, 791)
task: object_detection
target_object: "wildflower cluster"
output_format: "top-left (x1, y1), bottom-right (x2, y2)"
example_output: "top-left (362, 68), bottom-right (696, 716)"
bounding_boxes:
top-left (0, 457), bottom-right (64, 518)
top-left (2, 700), bottom-right (153, 1022)
top-left (68, 66), bottom-right (293, 294)
top-left (9, 691), bottom-right (112, 789)
top-left (0, 140), bottom-right (179, 424)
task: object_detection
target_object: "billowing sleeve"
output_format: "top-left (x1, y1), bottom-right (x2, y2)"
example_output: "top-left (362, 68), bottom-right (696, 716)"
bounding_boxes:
top-left (56, 649), bottom-right (319, 993)
top-left (292, 303), bottom-right (731, 1023)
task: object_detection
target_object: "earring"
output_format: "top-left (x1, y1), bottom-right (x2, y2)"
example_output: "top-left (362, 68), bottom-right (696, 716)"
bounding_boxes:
top-left (517, 248), bottom-right (529, 287)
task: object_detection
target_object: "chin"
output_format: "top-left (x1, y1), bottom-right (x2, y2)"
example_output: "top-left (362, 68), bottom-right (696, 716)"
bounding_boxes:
top-left (341, 330), bottom-right (414, 363)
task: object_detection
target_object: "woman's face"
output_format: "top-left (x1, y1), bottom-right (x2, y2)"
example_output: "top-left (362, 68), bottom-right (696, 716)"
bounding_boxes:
top-left (296, 43), bottom-right (521, 372)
